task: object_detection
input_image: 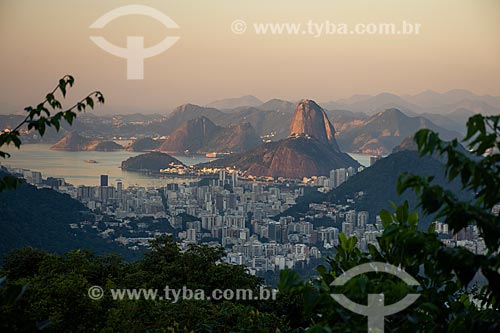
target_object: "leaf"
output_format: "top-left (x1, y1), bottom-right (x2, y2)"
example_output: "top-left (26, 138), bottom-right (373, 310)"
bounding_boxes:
top-left (50, 98), bottom-right (62, 109)
top-left (408, 212), bottom-right (419, 227)
top-left (97, 93), bottom-right (105, 104)
top-left (396, 201), bottom-right (409, 223)
top-left (279, 269), bottom-right (301, 292)
top-left (379, 209), bottom-right (393, 227)
top-left (39, 120), bottom-right (47, 135)
top-left (0, 151), bottom-right (11, 158)
top-left (317, 265), bottom-right (327, 276)
top-left (367, 244), bottom-right (380, 258)
top-left (338, 233), bottom-right (348, 250)
top-left (67, 75), bottom-right (75, 87)
top-left (86, 96), bottom-right (94, 109)
top-left (50, 117), bottom-right (61, 131)
top-left (12, 135), bottom-right (22, 148)
top-left (59, 78), bottom-right (67, 97)
top-left (64, 112), bottom-right (74, 125)
top-left (46, 93), bottom-right (54, 103)
top-left (347, 236), bottom-right (357, 252)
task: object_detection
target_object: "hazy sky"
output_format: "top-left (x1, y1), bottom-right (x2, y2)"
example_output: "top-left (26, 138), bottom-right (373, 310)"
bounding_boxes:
top-left (0, 0), bottom-right (499, 114)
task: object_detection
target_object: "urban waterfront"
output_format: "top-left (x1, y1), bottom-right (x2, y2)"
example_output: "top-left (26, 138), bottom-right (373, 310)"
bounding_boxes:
top-left (0, 144), bottom-right (372, 187)
top-left (0, 144), bottom-right (213, 187)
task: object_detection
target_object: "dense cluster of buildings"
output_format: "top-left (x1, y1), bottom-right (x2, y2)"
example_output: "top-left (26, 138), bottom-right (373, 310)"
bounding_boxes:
top-left (75, 175), bottom-right (166, 218)
top-left (435, 222), bottom-right (487, 255)
top-left (301, 166), bottom-right (363, 192)
top-left (4, 164), bottom-right (493, 275)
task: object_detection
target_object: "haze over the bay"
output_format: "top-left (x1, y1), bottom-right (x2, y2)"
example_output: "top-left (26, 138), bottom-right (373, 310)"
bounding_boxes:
top-left (1, 0), bottom-right (499, 114)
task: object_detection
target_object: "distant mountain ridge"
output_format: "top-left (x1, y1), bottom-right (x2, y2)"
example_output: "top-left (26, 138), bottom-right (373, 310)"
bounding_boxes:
top-left (152, 104), bottom-right (225, 135)
top-left (50, 132), bottom-right (123, 151)
top-left (323, 89), bottom-right (500, 116)
top-left (197, 100), bottom-right (359, 178)
top-left (327, 92), bottom-right (423, 115)
top-left (206, 95), bottom-right (263, 110)
top-left (3, 90), bottom-right (495, 153)
top-left (404, 89), bottom-right (500, 110)
top-left (257, 99), bottom-right (296, 113)
top-left (159, 116), bottom-right (260, 153)
top-left (336, 108), bottom-right (461, 154)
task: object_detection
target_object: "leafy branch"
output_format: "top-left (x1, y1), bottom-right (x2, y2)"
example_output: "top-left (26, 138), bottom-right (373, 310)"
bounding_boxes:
top-left (0, 75), bottom-right (104, 191)
top-left (398, 115), bottom-right (500, 251)
top-left (398, 114), bottom-right (500, 310)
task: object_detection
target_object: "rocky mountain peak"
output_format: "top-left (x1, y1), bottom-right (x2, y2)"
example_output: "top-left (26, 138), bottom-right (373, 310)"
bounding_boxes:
top-left (289, 99), bottom-right (340, 151)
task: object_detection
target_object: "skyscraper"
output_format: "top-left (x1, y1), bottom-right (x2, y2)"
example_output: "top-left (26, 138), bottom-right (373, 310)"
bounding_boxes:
top-left (347, 166), bottom-right (356, 177)
top-left (231, 172), bottom-right (238, 188)
top-left (330, 168), bottom-right (347, 188)
top-left (345, 210), bottom-right (357, 225)
top-left (100, 175), bottom-right (108, 187)
top-left (342, 222), bottom-right (354, 236)
top-left (268, 221), bottom-right (282, 242)
top-left (219, 170), bottom-right (226, 186)
top-left (357, 211), bottom-right (369, 229)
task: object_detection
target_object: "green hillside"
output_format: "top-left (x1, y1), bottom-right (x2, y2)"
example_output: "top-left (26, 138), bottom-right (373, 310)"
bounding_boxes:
top-left (282, 150), bottom-right (470, 228)
top-left (0, 175), bottom-right (135, 261)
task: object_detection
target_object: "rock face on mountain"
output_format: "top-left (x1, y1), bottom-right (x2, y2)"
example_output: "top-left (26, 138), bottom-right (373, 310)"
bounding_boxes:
top-left (87, 141), bottom-right (123, 151)
top-left (202, 122), bottom-right (261, 153)
top-left (289, 99), bottom-right (340, 151)
top-left (197, 100), bottom-right (359, 179)
top-left (121, 152), bottom-right (184, 172)
top-left (50, 132), bottom-right (89, 151)
top-left (216, 107), bottom-right (293, 140)
top-left (198, 136), bottom-right (359, 179)
top-left (160, 116), bottom-right (219, 152)
top-left (153, 104), bottom-right (225, 135)
top-left (159, 116), bottom-right (260, 153)
top-left (50, 132), bottom-right (122, 151)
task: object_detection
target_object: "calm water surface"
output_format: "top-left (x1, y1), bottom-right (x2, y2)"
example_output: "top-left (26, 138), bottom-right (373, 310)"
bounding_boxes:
top-left (1, 144), bottom-right (211, 187)
top-left (1, 144), bottom-right (372, 187)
